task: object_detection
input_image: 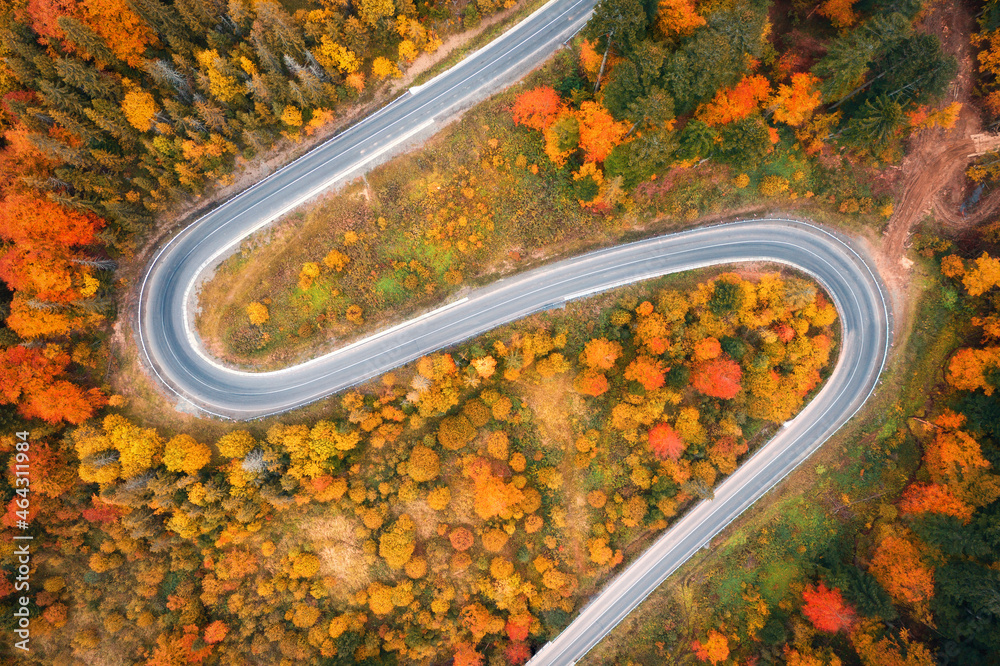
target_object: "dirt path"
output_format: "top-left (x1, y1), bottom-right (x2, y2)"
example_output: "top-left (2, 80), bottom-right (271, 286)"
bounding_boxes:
top-left (882, 0), bottom-right (988, 262)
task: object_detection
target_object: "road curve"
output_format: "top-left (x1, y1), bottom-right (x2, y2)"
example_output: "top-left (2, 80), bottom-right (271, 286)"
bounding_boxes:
top-left (138, 0), bottom-right (598, 417)
top-left (525, 222), bottom-right (892, 665)
top-left (141, 217), bottom-right (890, 421)
top-left (137, 2), bottom-right (893, 662)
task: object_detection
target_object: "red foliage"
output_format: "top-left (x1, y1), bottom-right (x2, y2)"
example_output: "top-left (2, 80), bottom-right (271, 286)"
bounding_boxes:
top-left (0, 346), bottom-right (104, 424)
top-left (0, 192), bottom-right (103, 247)
top-left (774, 323), bottom-right (795, 343)
top-left (649, 423), bottom-right (685, 460)
top-left (504, 641), bottom-right (532, 665)
top-left (801, 582), bottom-right (856, 632)
top-left (511, 86), bottom-right (563, 132)
top-left (26, 0), bottom-right (79, 46)
top-left (2, 495), bottom-right (40, 528)
top-left (81, 496), bottom-right (121, 524)
top-left (691, 358), bottom-right (743, 399)
top-left (505, 616), bottom-right (530, 641)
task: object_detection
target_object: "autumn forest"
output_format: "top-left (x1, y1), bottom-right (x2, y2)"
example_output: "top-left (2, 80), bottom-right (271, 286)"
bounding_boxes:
top-left (2, 0), bottom-right (1000, 662)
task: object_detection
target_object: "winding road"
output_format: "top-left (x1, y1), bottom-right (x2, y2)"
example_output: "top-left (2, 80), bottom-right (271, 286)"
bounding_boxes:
top-left (136, 0), bottom-right (894, 662)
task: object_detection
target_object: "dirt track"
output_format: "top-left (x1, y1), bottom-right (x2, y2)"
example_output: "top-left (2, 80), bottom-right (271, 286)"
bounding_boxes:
top-left (882, 0), bottom-right (991, 261)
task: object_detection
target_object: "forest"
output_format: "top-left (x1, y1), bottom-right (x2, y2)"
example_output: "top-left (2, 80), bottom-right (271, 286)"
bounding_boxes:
top-left (3, 269), bottom-right (841, 663)
top-left (1, 0), bottom-right (999, 662)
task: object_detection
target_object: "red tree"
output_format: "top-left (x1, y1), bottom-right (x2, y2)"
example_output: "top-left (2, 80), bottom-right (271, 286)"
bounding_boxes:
top-left (511, 86), bottom-right (563, 132)
top-left (504, 642), bottom-right (532, 665)
top-left (801, 582), bottom-right (856, 632)
top-left (649, 423), bottom-right (685, 460)
top-left (0, 346), bottom-right (104, 424)
top-left (0, 193), bottom-right (103, 247)
top-left (691, 358), bottom-right (743, 399)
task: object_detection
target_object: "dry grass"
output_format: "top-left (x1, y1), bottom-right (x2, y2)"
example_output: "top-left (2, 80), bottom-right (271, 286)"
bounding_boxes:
top-left (517, 375), bottom-right (593, 570)
top-left (302, 514), bottom-right (372, 598)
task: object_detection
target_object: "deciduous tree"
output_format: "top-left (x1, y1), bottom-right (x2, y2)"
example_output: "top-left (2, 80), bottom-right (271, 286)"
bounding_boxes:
top-left (511, 86), bottom-right (562, 132)
top-left (801, 582), bottom-right (856, 632)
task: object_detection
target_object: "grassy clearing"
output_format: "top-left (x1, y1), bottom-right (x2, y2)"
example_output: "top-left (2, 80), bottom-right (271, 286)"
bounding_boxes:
top-left (196, 45), bottom-right (888, 370)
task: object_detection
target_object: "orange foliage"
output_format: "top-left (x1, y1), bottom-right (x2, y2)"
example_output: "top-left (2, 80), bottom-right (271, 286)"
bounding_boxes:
top-left (81, 0), bottom-right (159, 66)
top-left (946, 347), bottom-right (1000, 395)
top-left (656, 0), bottom-right (706, 37)
top-left (869, 533), bottom-right (935, 606)
top-left (574, 369), bottom-right (610, 397)
top-left (692, 629), bottom-right (730, 664)
top-left (464, 457), bottom-right (523, 520)
top-left (801, 582), bottom-right (856, 632)
top-left (28, 0), bottom-right (157, 67)
top-left (581, 338), bottom-right (622, 370)
top-left (0, 192), bottom-right (103, 248)
top-left (453, 642), bottom-right (484, 666)
top-left (961, 253), bottom-right (1000, 295)
top-left (925, 413), bottom-right (991, 487)
top-left (851, 619), bottom-right (936, 666)
top-left (203, 621), bottom-right (228, 644)
top-left (576, 101), bottom-right (629, 163)
top-left (6, 295), bottom-right (85, 338)
top-left (698, 75), bottom-right (771, 127)
top-left (818, 0), bottom-right (858, 29)
top-left (0, 345), bottom-right (104, 424)
top-left (146, 625), bottom-right (213, 664)
top-left (898, 482), bottom-right (974, 522)
top-left (579, 39), bottom-right (603, 78)
top-left (693, 337), bottom-right (721, 361)
top-left (449, 527), bottom-right (474, 551)
top-left (771, 73), bottom-right (823, 127)
top-left (624, 355), bottom-right (666, 391)
top-left (691, 358), bottom-right (743, 399)
top-left (907, 102), bottom-right (962, 130)
top-left (648, 423), bottom-right (686, 460)
top-left (511, 86), bottom-right (563, 132)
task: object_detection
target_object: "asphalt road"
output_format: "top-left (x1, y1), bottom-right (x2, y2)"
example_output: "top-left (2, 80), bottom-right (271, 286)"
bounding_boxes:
top-left (137, 3), bottom-right (894, 663)
top-left (524, 223), bottom-right (892, 666)
top-left (138, 0), bottom-right (598, 417)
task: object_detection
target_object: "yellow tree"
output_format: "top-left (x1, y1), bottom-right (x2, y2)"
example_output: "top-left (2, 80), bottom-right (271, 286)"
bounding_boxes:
top-left (162, 434), bottom-right (212, 475)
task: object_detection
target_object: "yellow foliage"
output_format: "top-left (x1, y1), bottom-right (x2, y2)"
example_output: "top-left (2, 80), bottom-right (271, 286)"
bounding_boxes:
top-left (163, 434), bottom-right (212, 475)
top-left (427, 485), bottom-right (451, 510)
top-left (122, 89), bottom-right (157, 132)
top-left (246, 301), bottom-right (269, 325)
top-left (282, 105), bottom-right (304, 128)
top-left (372, 57), bottom-right (402, 79)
